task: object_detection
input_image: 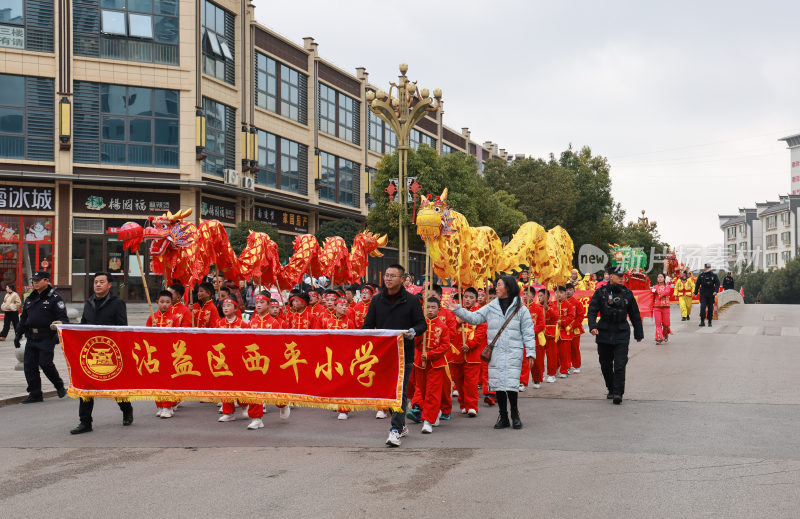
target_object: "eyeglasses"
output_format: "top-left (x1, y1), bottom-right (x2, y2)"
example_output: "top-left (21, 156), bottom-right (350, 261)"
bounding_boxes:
top-left (383, 274), bottom-right (400, 279)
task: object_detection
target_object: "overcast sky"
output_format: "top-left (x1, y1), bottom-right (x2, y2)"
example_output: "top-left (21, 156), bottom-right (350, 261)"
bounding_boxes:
top-left (254, 0), bottom-right (800, 249)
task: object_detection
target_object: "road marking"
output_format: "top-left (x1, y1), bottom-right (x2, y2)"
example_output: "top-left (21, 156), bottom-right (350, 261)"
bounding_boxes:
top-left (763, 314), bottom-right (776, 321)
top-left (781, 327), bottom-right (800, 337)
top-left (737, 326), bottom-right (760, 335)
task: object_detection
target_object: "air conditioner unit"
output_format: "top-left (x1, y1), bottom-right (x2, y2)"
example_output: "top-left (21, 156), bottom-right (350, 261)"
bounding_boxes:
top-left (241, 176), bottom-right (254, 190)
top-left (223, 169), bottom-right (240, 186)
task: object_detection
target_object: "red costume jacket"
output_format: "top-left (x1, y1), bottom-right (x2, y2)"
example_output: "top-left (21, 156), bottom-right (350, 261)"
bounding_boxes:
top-left (248, 313), bottom-right (283, 329)
top-left (414, 315), bottom-right (451, 369)
top-left (461, 305), bottom-right (488, 364)
top-left (543, 303), bottom-right (561, 339)
top-left (217, 316), bottom-right (247, 329)
top-left (351, 300), bottom-right (371, 328)
top-left (322, 314), bottom-right (355, 330)
top-left (556, 299), bottom-right (576, 340)
top-left (283, 306), bottom-right (316, 330)
top-left (568, 296), bottom-right (586, 335)
top-left (170, 302), bottom-right (193, 328)
top-left (192, 300), bottom-right (219, 328)
top-left (146, 310), bottom-right (174, 327)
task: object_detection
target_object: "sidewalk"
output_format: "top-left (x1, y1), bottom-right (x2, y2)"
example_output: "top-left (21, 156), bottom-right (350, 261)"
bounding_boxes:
top-left (0, 303), bottom-right (153, 406)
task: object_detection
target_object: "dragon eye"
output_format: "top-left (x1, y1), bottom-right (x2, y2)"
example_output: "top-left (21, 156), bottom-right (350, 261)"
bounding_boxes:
top-left (434, 207), bottom-right (441, 213)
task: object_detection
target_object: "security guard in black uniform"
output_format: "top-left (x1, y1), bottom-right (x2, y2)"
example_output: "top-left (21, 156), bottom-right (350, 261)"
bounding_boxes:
top-left (587, 266), bottom-right (644, 405)
top-left (15, 270), bottom-right (68, 403)
top-left (694, 263), bottom-right (720, 327)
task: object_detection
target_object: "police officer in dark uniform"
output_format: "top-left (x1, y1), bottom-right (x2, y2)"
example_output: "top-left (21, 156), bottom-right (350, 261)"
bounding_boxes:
top-left (15, 270), bottom-right (68, 403)
top-left (70, 271), bottom-right (132, 434)
top-left (587, 266), bottom-right (644, 405)
top-left (694, 263), bottom-right (720, 327)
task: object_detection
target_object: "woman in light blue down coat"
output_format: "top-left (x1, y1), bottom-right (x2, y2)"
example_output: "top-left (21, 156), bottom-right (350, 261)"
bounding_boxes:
top-left (447, 275), bottom-right (536, 430)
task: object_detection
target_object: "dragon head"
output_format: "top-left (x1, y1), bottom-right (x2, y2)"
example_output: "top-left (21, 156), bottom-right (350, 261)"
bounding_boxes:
top-left (416, 188), bottom-right (455, 240)
top-left (143, 208), bottom-right (194, 256)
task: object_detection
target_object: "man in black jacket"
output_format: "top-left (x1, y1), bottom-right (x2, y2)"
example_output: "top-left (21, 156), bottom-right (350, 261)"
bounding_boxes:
top-left (587, 266), bottom-right (644, 405)
top-left (16, 271), bottom-right (68, 403)
top-left (70, 272), bottom-right (132, 434)
top-left (362, 264), bottom-right (426, 447)
top-left (722, 272), bottom-right (735, 291)
top-left (694, 263), bottom-right (720, 327)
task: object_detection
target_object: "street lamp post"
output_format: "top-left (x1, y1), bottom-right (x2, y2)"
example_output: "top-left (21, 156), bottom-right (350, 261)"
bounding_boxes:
top-left (367, 63), bottom-right (442, 270)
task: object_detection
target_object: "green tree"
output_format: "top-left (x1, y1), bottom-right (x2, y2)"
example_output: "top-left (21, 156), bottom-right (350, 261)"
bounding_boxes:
top-left (228, 220), bottom-right (291, 263)
top-left (616, 210), bottom-right (671, 282)
top-left (316, 218), bottom-right (361, 245)
top-left (759, 256), bottom-right (800, 303)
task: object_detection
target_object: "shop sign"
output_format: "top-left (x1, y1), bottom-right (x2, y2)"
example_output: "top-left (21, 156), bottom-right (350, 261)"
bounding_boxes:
top-left (0, 26), bottom-right (24, 50)
top-left (0, 186), bottom-right (54, 211)
top-left (200, 197), bottom-right (236, 224)
top-left (73, 189), bottom-right (180, 216)
top-left (254, 205), bottom-right (309, 233)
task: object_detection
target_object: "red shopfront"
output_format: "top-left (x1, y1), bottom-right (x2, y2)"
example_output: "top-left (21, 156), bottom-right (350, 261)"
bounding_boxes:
top-left (0, 186), bottom-right (56, 293)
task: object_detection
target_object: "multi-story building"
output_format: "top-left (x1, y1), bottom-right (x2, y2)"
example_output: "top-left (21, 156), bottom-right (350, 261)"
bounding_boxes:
top-left (0, 0), bottom-right (509, 302)
top-left (718, 207), bottom-right (761, 270)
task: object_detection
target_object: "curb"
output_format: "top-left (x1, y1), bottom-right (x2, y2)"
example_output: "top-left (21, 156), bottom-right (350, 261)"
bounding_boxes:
top-left (0, 389), bottom-right (59, 408)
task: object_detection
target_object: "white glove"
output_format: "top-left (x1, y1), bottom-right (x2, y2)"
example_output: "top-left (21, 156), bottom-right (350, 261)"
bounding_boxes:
top-left (403, 328), bottom-right (416, 339)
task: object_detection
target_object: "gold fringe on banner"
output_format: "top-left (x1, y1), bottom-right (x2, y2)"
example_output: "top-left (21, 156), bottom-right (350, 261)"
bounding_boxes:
top-left (67, 389), bottom-right (402, 412)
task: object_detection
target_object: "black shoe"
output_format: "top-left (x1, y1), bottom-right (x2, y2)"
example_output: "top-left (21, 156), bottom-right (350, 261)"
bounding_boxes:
top-left (612, 394), bottom-right (622, 405)
top-left (21, 395), bottom-right (43, 404)
top-left (699, 321), bottom-right (705, 327)
top-left (122, 411), bottom-right (134, 426)
top-left (56, 386), bottom-right (67, 398)
top-left (494, 414), bottom-right (510, 429)
top-left (708, 322), bottom-right (712, 327)
top-left (607, 392), bottom-right (614, 399)
top-left (70, 423), bottom-right (92, 435)
top-left (511, 414), bottom-right (523, 429)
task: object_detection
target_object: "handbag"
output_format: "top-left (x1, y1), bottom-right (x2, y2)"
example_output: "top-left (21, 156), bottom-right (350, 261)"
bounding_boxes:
top-left (480, 301), bottom-right (523, 363)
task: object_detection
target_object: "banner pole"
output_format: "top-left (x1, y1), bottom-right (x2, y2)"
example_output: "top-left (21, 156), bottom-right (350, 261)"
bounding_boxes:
top-left (135, 250), bottom-right (154, 317)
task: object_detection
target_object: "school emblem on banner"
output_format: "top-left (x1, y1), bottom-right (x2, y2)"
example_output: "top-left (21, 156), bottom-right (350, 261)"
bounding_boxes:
top-left (79, 336), bottom-right (124, 381)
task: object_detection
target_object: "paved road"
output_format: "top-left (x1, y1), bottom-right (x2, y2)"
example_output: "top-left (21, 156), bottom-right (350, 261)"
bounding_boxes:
top-left (1, 304), bottom-right (799, 518)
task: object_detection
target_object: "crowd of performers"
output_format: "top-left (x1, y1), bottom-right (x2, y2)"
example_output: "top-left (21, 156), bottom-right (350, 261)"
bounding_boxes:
top-left (143, 269), bottom-right (590, 434)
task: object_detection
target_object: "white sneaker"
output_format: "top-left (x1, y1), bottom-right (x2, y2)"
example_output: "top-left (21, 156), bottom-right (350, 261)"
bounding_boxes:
top-left (546, 375), bottom-right (556, 383)
top-left (156, 407), bottom-right (164, 418)
top-left (376, 410), bottom-right (387, 419)
top-left (558, 373), bottom-right (568, 378)
top-left (174, 401), bottom-right (183, 409)
top-left (247, 418), bottom-right (264, 430)
top-left (386, 429), bottom-right (401, 447)
top-left (467, 409), bottom-right (477, 417)
top-left (532, 383), bottom-right (541, 389)
top-left (421, 421), bottom-right (433, 434)
top-left (452, 389), bottom-right (459, 397)
top-left (218, 413), bottom-right (236, 422)
top-left (568, 367), bottom-right (575, 374)
top-left (337, 412), bottom-right (348, 420)
top-left (460, 408), bottom-right (468, 414)
top-left (518, 384), bottom-right (527, 392)
top-left (240, 408), bottom-right (250, 419)
top-left (573, 368), bottom-right (581, 374)
top-left (160, 407), bottom-right (173, 419)
top-left (279, 406), bottom-right (291, 420)
top-left (433, 411), bottom-right (442, 427)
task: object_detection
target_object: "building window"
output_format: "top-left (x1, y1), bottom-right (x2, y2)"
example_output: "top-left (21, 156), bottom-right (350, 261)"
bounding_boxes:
top-left (766, 253), bottom-right (777, 267)
top-left (766, 215), bottom-right (777, 230)
top-left (442, 143), bottom-right (455, 155)
top-left (318, 84), bottom-right (360, 145)
top-left (202, 0), bottom-right (234, 84)
top-left (202, 97), bottom-right (235, 177)
top-left (385, 127), bottom-right (396, 154)
top-left (368, 112), bottom-right (382, 153)
top-left (766, 234), bottom-right (778, 249)
top-left (781, 251), bottom-right (792, 263)
top-left (781, 231), bottom-right (791, 245)
top-left (0, 0), bottom-right (53, 53)
top-left (73, 82), bottom-right (178, 167)
top-left (409, 129), bottom-right (435, 150)
top-left (781, 212), bottom-right (791, 227)
top-left (0, 73), bottom-right (53, 161)
top-left (255, 129), bottom-right (307, 195)
top-left (74, 0), bottom-right (179, 65)
top-left (319, 151), bottom-right (359, 208)
top-left (254, 53), bottom-right (307, 124)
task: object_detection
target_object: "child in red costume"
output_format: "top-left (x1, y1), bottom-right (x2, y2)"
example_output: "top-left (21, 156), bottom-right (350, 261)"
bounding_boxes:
top-left (458, 288), bottom-right (487, 416)
top-left (216, 299), bottom-right (265, 430)
top-left (283, 292), bottom-right (317, 330)
top-left (323, 297), bottom-right (356, 420)
top-left (248, 293), bottom-right (283, 329)
top-left (414, 297), bottom-right (451, 434)
top-left (566, 283), bottom-right (585, 373)
top-left (652, 273), bottom-right (672, 344)
top-left (527, 289), bottom-right (547, 388)
top-left (147, 290), bottom-right (178, 418)
top-left (542, 289), bottom-right (561, 383)
top-left (167, 284), bottom-right (193, 327)
top-left (555, 286), bottom-right (575, 378)
top-left (352, 285), bottom-right (374, 329)
top-left (192, 282), bottom-right (219, 328)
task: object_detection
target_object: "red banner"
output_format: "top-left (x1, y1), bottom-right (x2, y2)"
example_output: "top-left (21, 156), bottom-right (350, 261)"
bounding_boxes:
top-left (573, 289), bottom-right (654, 319)
top-left (57, 326), bottom-right (404, 410)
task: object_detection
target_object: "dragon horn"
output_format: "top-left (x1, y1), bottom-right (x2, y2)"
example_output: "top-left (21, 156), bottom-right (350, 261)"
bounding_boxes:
top-left (182, 207), bottom-right (193, 219)
top-left (440, 188), bottom-right (448, 203)
top-left (376, 234), bottom-right (388, 247)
